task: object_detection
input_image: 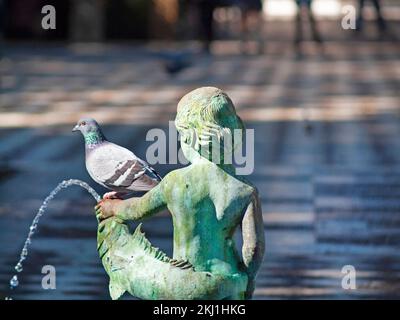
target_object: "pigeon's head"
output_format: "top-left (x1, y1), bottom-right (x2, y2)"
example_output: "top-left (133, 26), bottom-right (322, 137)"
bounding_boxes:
top-left (73, 118), bottom-right (105, 145)
top-left (72, 118), bottom-right (99, 134)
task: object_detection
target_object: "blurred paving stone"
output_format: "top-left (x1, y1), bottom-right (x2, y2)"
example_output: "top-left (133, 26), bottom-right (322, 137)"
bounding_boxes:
top-left (0, 35), bottom-right (400, 299)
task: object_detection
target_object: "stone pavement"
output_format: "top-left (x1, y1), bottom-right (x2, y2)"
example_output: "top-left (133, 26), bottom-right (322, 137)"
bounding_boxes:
top-left (0, 34), bottom-right (400, 299)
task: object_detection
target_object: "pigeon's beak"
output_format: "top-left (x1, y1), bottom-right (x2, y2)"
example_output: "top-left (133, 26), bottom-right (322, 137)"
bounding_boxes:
top-left (72, 125), bottom-right (79, 132)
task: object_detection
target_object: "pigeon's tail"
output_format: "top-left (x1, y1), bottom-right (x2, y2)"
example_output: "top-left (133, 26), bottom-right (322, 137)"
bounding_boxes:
top-left (97, 217), bottom-right (248, 300)
top-left (152, 169), bottom-right (163, 182)
top-left (146, 165), bottom-right (162, 182)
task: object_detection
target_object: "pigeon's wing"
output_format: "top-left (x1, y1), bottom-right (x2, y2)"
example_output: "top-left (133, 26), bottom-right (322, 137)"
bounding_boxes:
top-left (86, 143), bottom-right (159, 191)
top-left (136, 158), bottom-right (162, 181)
top-left (123, 158), bottom-right (162, 191)
top-left (86, 143), bottom-right (137, 188)
top-left (105, 152), bottom-right (162, 191)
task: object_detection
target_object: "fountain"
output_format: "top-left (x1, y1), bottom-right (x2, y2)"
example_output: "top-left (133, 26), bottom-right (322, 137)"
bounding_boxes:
top-left (5, 87), bottom-right (265, 300)
top-left (5, 179), bottom-right (101, 300)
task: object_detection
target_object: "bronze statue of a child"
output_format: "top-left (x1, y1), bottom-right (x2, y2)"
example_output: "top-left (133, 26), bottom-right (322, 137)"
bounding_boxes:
top-left (95, 87), bottom-right (265, 300)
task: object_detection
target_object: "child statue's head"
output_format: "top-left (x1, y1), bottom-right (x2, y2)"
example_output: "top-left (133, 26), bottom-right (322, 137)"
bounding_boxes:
top-left (175, 87), bottom-right (244, 164)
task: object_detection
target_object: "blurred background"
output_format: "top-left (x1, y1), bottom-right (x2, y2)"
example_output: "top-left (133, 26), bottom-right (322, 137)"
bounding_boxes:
top-left (0, 0), bottom-right (400, 299)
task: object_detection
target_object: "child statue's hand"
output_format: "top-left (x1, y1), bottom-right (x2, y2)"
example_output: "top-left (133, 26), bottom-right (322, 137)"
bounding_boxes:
top-left (95, 199), bottom-right (122, 221)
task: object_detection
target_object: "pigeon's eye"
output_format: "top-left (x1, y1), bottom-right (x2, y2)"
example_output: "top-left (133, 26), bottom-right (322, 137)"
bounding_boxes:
top-left (81, 121), bottom-right (86, 126)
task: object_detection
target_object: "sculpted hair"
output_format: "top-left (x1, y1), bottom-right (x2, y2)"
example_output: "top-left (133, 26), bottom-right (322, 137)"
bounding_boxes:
top-left (175, 87), bottom-right (244, 162)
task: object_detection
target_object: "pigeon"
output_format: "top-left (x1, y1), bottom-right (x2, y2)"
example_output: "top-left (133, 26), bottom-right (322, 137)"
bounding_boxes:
top-left (153, 50), bottom-right (192, 76)
top-left (72, 118), bottom-right (162, 200)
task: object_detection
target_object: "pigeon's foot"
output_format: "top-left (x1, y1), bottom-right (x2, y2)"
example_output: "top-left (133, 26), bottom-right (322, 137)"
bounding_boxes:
top-left (103, 191), bottom-right (125, 200)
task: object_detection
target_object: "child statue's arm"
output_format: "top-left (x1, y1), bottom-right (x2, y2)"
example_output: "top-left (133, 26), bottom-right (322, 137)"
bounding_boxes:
top-left (241, 190), bottom-right (265, 298)
top-left (95, 182), bottom-right (166, 222)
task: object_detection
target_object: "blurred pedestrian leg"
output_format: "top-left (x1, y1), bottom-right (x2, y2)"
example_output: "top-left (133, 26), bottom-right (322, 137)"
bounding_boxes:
top-left (198, 0), bottom-right (216, 53)
top-left (356, 0), bottom-right (387, 33)
top-left (238, 0), bottom-right (265, 54)
top-left (0, 0), bottom-right (4, 59)
top-left (0, 0), bottom-right (4, 41)
top-left (294, 0), bottom-right (322, 46)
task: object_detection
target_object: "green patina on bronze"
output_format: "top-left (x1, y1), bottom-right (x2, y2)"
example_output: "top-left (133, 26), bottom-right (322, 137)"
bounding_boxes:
top-left (96, 87), bottom-right (265, 300)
